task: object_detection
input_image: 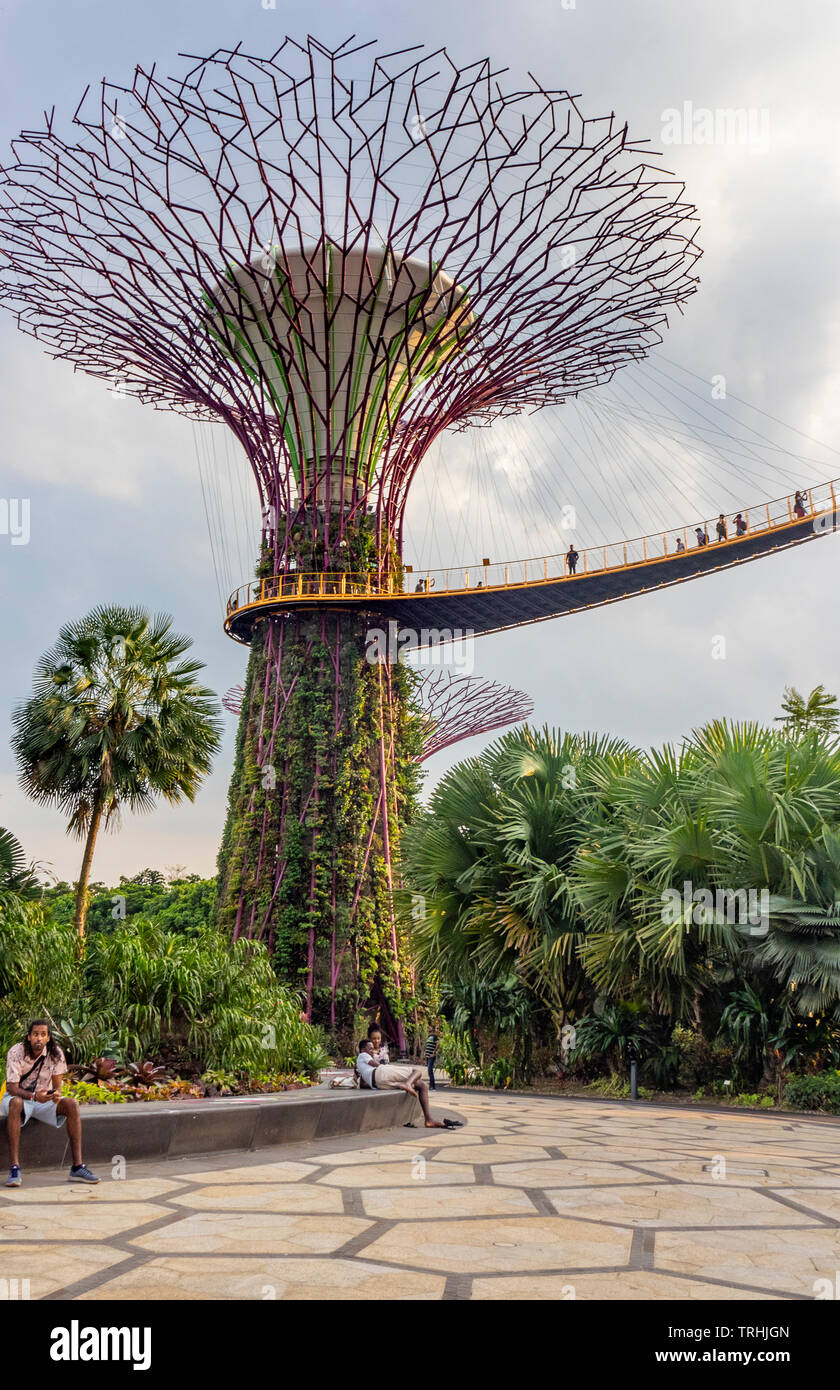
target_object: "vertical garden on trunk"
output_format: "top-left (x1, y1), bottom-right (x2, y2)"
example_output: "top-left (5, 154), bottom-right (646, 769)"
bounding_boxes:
top-left (216, 532), bottom-right (424, 1038)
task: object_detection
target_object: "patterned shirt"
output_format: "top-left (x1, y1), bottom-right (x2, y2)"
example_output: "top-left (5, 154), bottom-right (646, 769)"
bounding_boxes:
top-left (425, 1033), bottom-right (438, 1059)
top-left (5, 1042), bottom-right (67, 1094)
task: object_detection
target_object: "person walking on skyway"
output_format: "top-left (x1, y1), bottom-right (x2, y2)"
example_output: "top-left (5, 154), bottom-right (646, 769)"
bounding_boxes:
top-left (735, 513), bottom-right (748, 536)
top-left (566, 545), bottom-right (579, 574)
top-left (695, 526), bottom-right (709, 548)
top-left (674, 536), bottom-right (685, 552)
top-left (716, 514), bottom-right (728, 542)
top-left (794, 491), bottom-right (807, 519)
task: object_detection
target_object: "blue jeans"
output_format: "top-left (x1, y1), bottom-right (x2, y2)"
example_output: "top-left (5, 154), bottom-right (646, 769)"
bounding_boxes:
top-left (427, 1058), bottom-right (436, 1089)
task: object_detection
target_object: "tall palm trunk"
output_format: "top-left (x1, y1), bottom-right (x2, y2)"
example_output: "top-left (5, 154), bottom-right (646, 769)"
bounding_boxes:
top-left (73, 793), bottom-right (104, 939)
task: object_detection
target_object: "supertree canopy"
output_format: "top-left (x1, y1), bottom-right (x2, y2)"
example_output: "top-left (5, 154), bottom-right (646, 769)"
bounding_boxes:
top-left (415, 671), bottom-right (534, 761)
top-left (0, 37), bottom-right (700, 1041)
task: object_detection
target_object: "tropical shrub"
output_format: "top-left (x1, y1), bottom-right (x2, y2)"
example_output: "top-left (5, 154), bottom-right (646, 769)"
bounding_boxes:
top-left (0, 910), bottom-right (79, 1059)
top-left (571, 1003), bottom-right (648, 1076)
top-left (436, 1019), bottom-right (476, 1080)
top-left (81, 920), bottom-right (330, 1076)
top-left (65, 1081), bottom-right (127, 1104)
top-left (784, 1071), bottom-right (840, 1114)
top-left (407, 713), bottom-right (840, 1093)
top-left (405, 726), bottom-right (636, 1036)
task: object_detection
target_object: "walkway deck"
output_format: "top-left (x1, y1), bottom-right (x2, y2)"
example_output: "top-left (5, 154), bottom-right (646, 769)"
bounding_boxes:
top-left (225, 487), bottom-right (838, 644)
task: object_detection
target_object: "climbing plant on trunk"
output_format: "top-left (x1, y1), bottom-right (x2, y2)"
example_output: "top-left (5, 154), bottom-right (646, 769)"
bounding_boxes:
top-left (216, 532), bottom-right (425, 1037)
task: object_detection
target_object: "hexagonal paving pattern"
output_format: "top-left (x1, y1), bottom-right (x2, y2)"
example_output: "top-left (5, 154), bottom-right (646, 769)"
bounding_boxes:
top-left (3, 1089), bottom-right (840, 1299)
top-left (130, 1211), bottom-right (371, 1256)
top-left (78, 1256), bottom-right (446, 1301)
top-left (361, 1215), bottom-right (632, 1273)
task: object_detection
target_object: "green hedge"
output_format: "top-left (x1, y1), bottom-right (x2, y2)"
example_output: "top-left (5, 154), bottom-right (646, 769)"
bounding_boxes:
top-left (784, 1071), bottom-right (840, 1114)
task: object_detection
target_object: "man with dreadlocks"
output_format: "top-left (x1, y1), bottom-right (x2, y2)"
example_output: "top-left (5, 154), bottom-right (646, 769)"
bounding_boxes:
top-left (2, 1019), bottom-right (99, 1185)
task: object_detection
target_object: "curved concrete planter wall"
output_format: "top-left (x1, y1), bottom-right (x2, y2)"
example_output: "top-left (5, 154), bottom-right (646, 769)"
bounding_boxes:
top-left (0, 1087), bottom-right (417, 1171)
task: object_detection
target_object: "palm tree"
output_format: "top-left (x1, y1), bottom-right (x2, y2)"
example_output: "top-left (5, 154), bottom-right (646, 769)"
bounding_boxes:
top-left (0, 827), bottom-right (44, 920)
top-left (572, 1002), bottom-right (648, 1076)
top-left (775, 685), bottom-right (840, 738)
top-left (404, 725), bottom-right (636, 1036)
top-left (571, 719), bottom-right (840, 1021)
top-left (11, 606), bottom-right (222, 938)
top-left (755, 831), bottom-right (840, 1024)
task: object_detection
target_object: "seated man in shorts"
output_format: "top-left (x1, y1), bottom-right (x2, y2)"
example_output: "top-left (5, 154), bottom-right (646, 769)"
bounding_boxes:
top-left (355, 1039), bottom-right (459, 1129)
top-left (2, 1019), bottom-right (99, 1186)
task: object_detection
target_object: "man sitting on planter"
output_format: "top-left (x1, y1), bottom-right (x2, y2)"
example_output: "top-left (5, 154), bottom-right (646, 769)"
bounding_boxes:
top-left (355, 1038), bottom-right (460, 1130)
top-left (2, 1019), bottom-right (99, 1186)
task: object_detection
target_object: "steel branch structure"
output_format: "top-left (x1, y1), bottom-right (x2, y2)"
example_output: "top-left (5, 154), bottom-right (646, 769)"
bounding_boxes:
top-left (0, 37), bottom-right (700, 1041)
top-left (223, 670), bottom-right (534, 762)
top-left (415, 671), bottom-right (534, 761)
top-left (0, 37), bottom-right (700, 567)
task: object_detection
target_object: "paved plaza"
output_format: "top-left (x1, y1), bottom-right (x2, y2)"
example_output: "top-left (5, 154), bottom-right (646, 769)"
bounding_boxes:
top-left (2, 1091), bottom-right (840, 1300)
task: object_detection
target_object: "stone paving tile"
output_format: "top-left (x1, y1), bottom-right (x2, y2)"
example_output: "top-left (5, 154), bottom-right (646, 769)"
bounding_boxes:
top-left (362, 1215), bottom-right (632, 1273)
top-left (771, 1188), bottom-right (840, 1222)
top-left (0, 1178), bottom-right (186, 1204)
top-left (0, 1243), bottom-right (131, 1298)
top-left (471, 1271), bottom-right (775, 1300)
top-left (432, 1143), bottom-right (551, 1164)
top-left (491, 1160), bottom-right (660, 1187)
top-left (309, 1141), bottom-right (449, 1166)
top-left (629, 1159), bottom-right (840, 1187)
top-left (176, 1160), bottom-right (318, 1184)
top-left (359, 1184), bottom-right (538, 1219)
top-left (78, 1256), bottom-right (445, 1300)
top-left (0, 1202), bottom-right (173, 1241)
top-left (655, 1226), bottom-right (840, 1295)
top-left (130, 1212), bottom-right (371, 1256)
top-left (318, 1160), bottom-right (477, 1187)
top-left (168, 1182), bottom-right (345, 1213)
top-left (544, 1182), bottom-right (819, 1227)
top-left (6, 1090), bottom-right (840, 1300)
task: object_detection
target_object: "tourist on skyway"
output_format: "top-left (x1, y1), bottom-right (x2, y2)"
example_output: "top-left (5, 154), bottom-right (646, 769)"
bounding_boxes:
top-left (735, 513), bottom-right (748, 536)
top-left (794, 491), bottom-right (807, 519)
top-left (716, 514), bottom-right (728, 541)
top-left (695, 527), bottom-right (709, 547)
top-left (566, 545), bottom-right (579, 574)
top-left (674, 536), bottom-right (686, 553)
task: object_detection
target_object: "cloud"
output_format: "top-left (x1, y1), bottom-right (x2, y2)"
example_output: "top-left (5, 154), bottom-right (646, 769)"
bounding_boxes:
top-left (0, 329), bottom-right (196, 502)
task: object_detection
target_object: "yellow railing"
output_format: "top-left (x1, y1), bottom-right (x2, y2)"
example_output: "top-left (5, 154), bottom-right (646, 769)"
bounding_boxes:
top-left (226, 480), bottom-right (837, 618)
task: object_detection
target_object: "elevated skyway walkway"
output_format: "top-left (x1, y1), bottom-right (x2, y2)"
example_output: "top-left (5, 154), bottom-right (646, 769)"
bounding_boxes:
top-left (224, 482), bottom-right (839, 644)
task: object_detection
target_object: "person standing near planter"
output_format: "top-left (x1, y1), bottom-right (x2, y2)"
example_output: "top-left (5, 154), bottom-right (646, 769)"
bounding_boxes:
top-left (425, 1025), bottom-right (440, 1090)
top-left (2, 1019), bottom-right (99, 1186)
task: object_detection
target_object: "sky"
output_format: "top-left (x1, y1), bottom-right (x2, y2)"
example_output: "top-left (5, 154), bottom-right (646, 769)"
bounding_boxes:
top-left (1, 0), bottom-right (839, 884)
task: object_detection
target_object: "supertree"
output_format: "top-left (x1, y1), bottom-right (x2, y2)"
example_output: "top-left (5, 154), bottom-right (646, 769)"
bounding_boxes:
top-left (0, 37), bottom-right (700, 1037)
top-left (223, 670), bottom-right (534, 763)
top-left (415, 671), bottom-right (534, 761)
